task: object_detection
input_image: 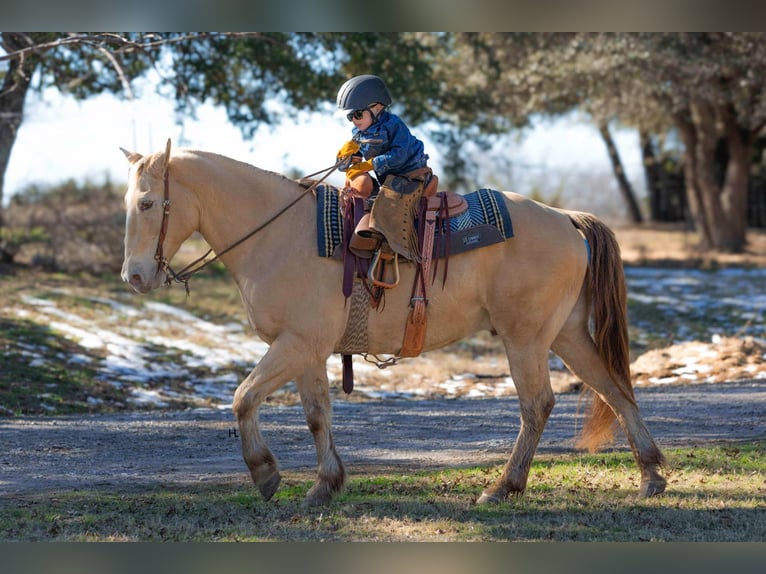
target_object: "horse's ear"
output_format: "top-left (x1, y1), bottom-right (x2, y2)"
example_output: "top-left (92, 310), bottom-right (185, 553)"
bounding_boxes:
top-left (121, 147), bottom-right (143, 164)
top-left (161, 138), bottom-right (172, 168)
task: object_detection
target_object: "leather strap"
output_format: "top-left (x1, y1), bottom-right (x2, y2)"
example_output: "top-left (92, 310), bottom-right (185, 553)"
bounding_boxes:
top-left (342, 196), bottom-right (368, 298)
top-left (400, 196), bottom-right (440, 357)
top-left (342, 354), bottom-right (354, 394)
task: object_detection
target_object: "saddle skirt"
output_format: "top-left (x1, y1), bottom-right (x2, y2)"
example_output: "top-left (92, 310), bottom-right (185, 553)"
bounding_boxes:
top-left (315, 185), bottom-right (514, 260)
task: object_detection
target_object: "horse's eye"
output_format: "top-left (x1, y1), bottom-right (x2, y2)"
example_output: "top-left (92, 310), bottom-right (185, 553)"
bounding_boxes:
top-left (139, 200), bottom-right (154, 212)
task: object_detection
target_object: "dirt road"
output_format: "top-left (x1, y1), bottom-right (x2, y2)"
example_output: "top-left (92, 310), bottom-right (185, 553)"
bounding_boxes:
top-left (1, 381), bottom-right (764, 497)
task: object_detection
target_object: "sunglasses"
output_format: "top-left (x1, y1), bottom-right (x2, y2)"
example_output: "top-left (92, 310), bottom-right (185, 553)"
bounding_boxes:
top-left (346, 109), bottom-right (368, 122)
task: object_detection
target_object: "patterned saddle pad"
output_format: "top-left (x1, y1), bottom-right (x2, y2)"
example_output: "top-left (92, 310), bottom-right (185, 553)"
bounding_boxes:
top-left (315, 185), bottom-right (514, 259)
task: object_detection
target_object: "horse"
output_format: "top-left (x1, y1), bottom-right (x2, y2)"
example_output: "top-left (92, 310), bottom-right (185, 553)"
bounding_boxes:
top-left (120, 139), bottom-right (666, 506)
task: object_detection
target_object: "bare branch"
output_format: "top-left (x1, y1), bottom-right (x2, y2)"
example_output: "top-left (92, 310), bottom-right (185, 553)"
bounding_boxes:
top-left (92, 43), bottom-right (134, 101)
top-left (0, 34), bottom-right (130, 62)
top-left (0, 32), bottom-right (278, 63)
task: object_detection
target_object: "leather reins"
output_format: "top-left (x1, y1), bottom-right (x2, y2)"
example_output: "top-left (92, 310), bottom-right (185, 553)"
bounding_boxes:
top-left (152, 157), bottom-right (341, 295)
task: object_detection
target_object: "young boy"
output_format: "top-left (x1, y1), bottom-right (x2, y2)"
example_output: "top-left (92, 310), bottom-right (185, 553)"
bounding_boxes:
top-left (336, 75), bottom-right (433, 261)
top-left (336, 74), bottom-right (430, 199)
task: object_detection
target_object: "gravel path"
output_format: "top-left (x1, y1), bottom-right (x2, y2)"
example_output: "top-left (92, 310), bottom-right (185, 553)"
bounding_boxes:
top-left (1, 381), bottom-right (764, 497)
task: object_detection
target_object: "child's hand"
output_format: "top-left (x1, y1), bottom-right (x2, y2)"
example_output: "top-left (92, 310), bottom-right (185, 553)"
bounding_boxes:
top-left (336, 140), bottom-right (361, 160)
top-left (345, 160), bottom-right (373, 180)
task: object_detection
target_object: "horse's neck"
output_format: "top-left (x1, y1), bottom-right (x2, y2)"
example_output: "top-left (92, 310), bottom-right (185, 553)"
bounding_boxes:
top-left (178, 153), bottom-right (311, 266)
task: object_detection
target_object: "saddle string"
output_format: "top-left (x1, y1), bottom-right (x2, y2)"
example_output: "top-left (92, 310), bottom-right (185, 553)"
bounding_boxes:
top-left (159, 159), bottom-right (343, 293)
top-left (361, 353), bottom-right (400, 369)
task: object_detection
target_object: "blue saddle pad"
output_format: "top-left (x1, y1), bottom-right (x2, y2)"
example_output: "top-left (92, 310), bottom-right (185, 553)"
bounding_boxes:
top-left (315, 185), bottom-right (514, 258)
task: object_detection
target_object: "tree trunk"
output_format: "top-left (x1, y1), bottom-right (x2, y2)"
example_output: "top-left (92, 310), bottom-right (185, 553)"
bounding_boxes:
top-left (640, 130), bottom-right (687, 223)
top-left (676, 112), bottom-right (712, 246)
top-left (675, 102), bottom-right (749, 253)
top-left (598, 121), bottom-right (643, 223)
top-left (716, 104), bottom-right (750, 251)
top-left (639, 131), bottom-right (662, 221)
top-left (0, 33), bottom-right (38, 262)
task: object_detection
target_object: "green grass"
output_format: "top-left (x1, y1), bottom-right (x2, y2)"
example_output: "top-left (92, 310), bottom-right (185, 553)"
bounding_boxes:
top-left (0, 316), bottom-right (130, 415)
top-left (2, 444), bottom-right (764, 541)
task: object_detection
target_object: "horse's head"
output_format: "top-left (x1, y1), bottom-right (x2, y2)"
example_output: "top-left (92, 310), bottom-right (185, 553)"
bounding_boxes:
top-left (121, 139), bottom-right (196, 293)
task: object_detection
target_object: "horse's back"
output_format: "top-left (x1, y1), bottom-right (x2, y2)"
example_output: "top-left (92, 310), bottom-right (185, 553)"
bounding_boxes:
top-left (501, 190), bottom-right (577, 232)
top-left (494, 191), bottom-right (588, 272)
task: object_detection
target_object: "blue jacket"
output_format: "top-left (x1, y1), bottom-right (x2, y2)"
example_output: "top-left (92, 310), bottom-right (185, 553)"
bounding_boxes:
top-left (347, 110), bottom-right (428, 181)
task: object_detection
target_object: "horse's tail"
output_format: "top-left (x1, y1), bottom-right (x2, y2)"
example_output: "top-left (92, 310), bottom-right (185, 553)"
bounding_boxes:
top-left (567, 211), bottom-right (636, 452)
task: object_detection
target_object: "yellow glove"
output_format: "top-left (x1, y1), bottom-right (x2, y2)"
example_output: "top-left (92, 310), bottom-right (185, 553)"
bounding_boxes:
top-left (345, 160), bottom-right (373, 180)
top-left (336, 140), bottom-right (360, 160)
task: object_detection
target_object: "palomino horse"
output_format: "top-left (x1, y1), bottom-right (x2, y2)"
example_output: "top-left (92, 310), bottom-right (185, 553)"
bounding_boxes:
top-left (121, 140), bottom-right (666, 506)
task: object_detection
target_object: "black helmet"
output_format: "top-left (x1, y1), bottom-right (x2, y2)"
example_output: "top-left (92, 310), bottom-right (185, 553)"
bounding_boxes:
top-left (336, 75), bottom-right (392, 111)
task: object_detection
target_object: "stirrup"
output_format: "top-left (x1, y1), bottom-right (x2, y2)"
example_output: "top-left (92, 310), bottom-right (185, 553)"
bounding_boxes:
top-left (368, 250), bottom-right (400, 288)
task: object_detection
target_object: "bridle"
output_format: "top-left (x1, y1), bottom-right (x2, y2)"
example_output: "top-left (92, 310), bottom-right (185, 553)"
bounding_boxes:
top-left (152, 165), bottom-right (173, 281)
top-left (150, 154), bottom-right (341, 295)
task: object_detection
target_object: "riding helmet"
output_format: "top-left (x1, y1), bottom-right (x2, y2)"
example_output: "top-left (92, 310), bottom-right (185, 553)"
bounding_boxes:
top-left (336, 75), bottom-right (393, 111)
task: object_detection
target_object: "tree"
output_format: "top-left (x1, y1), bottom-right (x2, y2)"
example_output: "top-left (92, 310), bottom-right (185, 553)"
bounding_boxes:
top-left (639, 131), bottom-right (687, 223)
top-left (1, 32), bottom-right (454, 261)
top-left (17, 32), bottom-right (766, 254)
top-left (0, 34), bottom-right (53, 261)
top-left (0, 33), bottom-right (324, 261)
top-left (441, 33), bottom-right (766, 252)
top-left (0, 33), bottom-right (158, 260)
top-left (657, 33), bottom-right (766, 252)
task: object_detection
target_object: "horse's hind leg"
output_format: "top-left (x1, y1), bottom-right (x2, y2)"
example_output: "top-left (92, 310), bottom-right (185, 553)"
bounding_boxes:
top-left (477, 346), bottom-right (554, 504)
top-left (551, 323), bottom-right (666, 497)
top-left (295, 365), bottom-right (346, 507)
top-left (233, 334), bottom-right (316, 501)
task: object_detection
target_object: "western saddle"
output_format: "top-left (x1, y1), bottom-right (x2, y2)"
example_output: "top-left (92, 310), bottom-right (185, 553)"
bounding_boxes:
top-left (339, 169), bottom-right (468, 392)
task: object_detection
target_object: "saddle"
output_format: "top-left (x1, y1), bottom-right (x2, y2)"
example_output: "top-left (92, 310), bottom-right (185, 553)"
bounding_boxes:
top-left (329, 184), bottom-right (515, 394)
top-left (349, 189), bottom-right (468, 262)
top-left (344, 168), bottom-right (467, 287)
top-left (339, 180), bottom-right (468, 388)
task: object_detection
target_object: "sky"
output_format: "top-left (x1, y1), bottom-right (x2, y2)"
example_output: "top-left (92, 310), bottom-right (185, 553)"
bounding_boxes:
top-left (4, 83), bottom-right (646, 204)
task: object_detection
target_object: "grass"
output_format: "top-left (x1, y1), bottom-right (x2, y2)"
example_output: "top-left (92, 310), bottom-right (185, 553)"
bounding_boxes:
top-left (0, 315), bottom-right (130, 415)
top-left (0, 266), bottom-right (249, 415)
top-left (1, 443), bottom-right (763, 541)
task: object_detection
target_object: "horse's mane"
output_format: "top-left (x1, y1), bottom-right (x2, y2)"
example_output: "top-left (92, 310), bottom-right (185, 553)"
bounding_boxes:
top-left (175, 149), bottom-right (298, 188)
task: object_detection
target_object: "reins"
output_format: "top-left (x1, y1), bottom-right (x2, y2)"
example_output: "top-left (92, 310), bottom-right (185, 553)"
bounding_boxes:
top-left (154, 157), bottom-right (342, 295)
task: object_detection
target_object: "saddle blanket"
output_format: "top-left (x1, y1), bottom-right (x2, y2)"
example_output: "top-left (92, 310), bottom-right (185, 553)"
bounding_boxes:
top-left (316, 185), bottom-right (514, 259)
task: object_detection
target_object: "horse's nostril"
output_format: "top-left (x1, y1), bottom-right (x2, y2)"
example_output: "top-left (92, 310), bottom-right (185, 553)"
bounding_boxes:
top-left (131, 274), bottom-right (142, 285)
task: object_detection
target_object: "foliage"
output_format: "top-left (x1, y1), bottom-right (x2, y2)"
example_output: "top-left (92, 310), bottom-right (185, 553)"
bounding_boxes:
top-left (441, 33), bottom-right (766, 132)
top-left (438, 33), bottom-right (766, 250)
top-left (166, 33), bottom-right (341, 136)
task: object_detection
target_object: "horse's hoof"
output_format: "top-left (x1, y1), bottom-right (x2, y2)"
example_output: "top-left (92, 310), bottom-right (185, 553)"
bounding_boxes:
top-left (258, 471), bottom-right (282, 501)
top-left (640, 478), bottom-right (667, 498)
top-left (302, 484), bottom-right (335, 508)
top-left (476, 491), bottom-right (504, 505)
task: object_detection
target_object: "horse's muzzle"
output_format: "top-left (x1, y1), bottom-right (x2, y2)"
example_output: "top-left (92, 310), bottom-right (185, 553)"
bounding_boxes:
top-left (122, 262), bottom-right (163, 294)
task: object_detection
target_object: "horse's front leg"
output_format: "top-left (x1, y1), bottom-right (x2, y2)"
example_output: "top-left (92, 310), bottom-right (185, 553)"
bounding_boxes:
top-left (232, 334), bottom-right (313, 501)
top-left (296, 364), bottom-right (346, 507)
